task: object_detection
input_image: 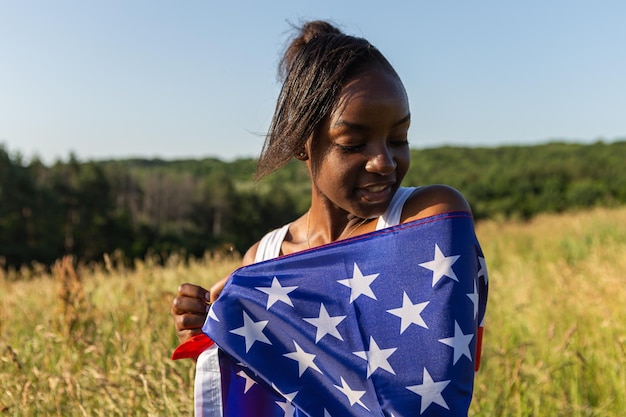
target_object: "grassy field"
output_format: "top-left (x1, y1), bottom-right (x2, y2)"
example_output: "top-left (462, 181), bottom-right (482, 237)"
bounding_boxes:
top-left (1, 207), bottom-right (625, 416)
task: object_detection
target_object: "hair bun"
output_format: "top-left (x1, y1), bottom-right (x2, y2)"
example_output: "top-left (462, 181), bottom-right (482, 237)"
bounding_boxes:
top-left (299, 20), bottom-right (342, 43)
top-left (280, 20), bottom-right (343, 80)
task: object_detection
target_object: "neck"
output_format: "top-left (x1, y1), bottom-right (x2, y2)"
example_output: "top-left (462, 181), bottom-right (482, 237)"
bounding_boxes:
top-left (305, 205), bottom-right (373, 248)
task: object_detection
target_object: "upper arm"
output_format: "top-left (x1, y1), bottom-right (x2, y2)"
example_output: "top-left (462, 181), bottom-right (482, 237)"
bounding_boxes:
top-left (241, 241), bottom-right (261, 267)
top-left (401, 184), bottom-right (472, 223)
top-left (209, 241), bottom-right (260, 303)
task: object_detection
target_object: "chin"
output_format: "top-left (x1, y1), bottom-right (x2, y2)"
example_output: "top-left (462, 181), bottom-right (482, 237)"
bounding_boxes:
top-left (356, 203), bottom-right (389, 220)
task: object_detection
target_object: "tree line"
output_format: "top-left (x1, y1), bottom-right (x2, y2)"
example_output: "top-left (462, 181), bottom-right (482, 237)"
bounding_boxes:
top-left (1, 140), bottom-right (625, 270)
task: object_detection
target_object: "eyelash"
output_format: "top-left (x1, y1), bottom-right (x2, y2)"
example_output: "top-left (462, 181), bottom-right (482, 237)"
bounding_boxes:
top-left (339, 144), bottom-right (365, 152)
top-left (338, 139), bottom-right (409, 153)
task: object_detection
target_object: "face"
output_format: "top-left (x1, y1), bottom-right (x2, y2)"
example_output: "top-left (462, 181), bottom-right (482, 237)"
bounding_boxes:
top-left (306, 68), bottom-right (411, 219)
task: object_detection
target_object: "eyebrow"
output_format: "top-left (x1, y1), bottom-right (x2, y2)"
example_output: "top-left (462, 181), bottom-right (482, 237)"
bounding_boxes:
top-left (333, 113), bottom-right (411, 131)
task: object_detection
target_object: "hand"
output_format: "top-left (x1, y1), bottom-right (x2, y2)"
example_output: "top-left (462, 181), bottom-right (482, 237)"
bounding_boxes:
top-left (209, 276), bottom-right (230, 303)
top-left (171, 283), bottom-right (211, 345)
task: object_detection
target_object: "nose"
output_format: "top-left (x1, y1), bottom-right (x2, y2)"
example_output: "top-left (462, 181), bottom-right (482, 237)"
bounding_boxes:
top-left (365, 146), bottom-right (396, 175)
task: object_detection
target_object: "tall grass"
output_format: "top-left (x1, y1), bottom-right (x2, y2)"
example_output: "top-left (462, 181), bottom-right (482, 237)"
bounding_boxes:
top-left (0, 251), bottom-right (240, 416)
top-left (1, 208), bottom-right (625, 416)
top-left (472, 207), bottom-right (626, 416)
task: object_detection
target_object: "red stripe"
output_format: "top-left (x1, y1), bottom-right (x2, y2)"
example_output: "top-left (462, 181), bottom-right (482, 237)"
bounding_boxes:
top-left (475, 326), bottom-right (484, 371)
top-left (172, 334), bottom-right (214, 360)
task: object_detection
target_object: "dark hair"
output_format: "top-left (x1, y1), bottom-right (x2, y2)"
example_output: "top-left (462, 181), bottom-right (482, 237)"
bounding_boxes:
top-left (254, 20), bottom-right (401, 180)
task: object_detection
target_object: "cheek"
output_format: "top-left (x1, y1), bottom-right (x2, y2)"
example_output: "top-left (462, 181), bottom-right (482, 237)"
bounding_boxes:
top-left (394, 149), bottom-right (411, 178)
top-left (335, 154), bottom-right (365, 180)
top-left (321, 163), bottom-right (351, 187)
top-left (314, 155), bottom-right (360, 189)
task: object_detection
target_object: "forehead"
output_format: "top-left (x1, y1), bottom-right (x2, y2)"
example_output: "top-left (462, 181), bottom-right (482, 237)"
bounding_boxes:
top-left (331, 69), bottom-right (409, 121)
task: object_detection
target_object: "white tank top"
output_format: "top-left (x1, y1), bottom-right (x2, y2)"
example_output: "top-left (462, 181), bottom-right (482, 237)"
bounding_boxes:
top-left (253, 187), bottom-right (418, 263)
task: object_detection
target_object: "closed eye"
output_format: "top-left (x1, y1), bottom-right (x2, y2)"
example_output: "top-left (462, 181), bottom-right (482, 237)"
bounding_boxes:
top-left (338, 144), bottom-right (365, 152)
top-left (390, 139), bottom-right (409, 146)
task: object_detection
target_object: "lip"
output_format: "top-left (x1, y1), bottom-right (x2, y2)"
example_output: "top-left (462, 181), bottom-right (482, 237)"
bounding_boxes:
top-left (357, 182), bottom-right (395, 203)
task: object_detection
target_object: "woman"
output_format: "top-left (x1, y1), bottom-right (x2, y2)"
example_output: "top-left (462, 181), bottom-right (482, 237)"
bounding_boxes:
top-left (172, 20), bottom-right (486, 416)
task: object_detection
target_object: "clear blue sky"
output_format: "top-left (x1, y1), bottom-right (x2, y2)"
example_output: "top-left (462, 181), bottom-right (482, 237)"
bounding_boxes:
top-left (1, 0), bottom-right (625, 164)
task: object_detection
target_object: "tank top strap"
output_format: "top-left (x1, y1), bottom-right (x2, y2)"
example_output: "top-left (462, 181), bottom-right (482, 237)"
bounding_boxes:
top-left (375, 187), bottom-right (419, 230)
top-left (253, 223), bottom-right (291, 263)
top-left (254, 187), bottom-right (418, 262)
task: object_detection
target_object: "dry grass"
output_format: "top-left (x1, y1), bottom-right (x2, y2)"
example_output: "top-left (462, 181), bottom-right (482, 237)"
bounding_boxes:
top-left (0, 251), bottom-right (240, 416)
top-left (472, 207), bottom-right (626, 416)
top-left (1, 207), bottom-right (625, 416)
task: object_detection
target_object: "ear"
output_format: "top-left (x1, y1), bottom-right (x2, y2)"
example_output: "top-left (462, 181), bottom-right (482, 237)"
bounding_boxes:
top-left (295, 150), bottom-right (309, 161)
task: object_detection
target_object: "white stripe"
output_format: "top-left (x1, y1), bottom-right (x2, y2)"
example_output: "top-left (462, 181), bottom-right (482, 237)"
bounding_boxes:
top-left (195, 344), bottom-right (223, 417)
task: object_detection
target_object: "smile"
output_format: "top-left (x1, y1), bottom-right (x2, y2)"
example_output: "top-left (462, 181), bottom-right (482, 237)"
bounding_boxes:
top-left (365, 185), bottom-right (388, 193)
top-left (357, 183), bottom-right (394, 204)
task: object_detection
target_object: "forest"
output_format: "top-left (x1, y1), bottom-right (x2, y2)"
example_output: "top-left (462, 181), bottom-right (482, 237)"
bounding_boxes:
top-left (1, 140), bottom-right (625, 270)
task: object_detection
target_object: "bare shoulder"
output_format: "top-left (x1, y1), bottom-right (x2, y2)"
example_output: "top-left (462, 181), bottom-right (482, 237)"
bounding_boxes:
top-left (241, 241), bottom-right (260, 266)
top-left (401, 184), bottom-right (472, 223)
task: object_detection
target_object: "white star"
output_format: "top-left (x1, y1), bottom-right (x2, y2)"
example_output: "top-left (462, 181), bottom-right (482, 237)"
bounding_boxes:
top-left (272, 385), bottom-right (299, 417)
top-left (478, 256), bottom-right (488, 284)
top-left (438, 321), bottom-right (474, 364)
top-left (255, 277), bottom-right (298, 309)
top-left (236, 369), bottom-right (256, 393)
top-left (387, 291), bottom-right (429, 333)
top-left (406, 368), bottom-right (451, 414)
top-left (303, 303), bottom-right (346, 343)
top-left (418, 244), bottom-right (460, 287)
top-left (467, 279), bottom-right (479, 320)
top-left (323, 409), bottom-right (332, 417)
top-left (271, 384), bottom-right (298, 403)
top-left (230, 311), bottom-right (272, 352)
top-left (208, 304), bottom-right (219, 322)
top-left (275, 399), bottom-right (296, 417)
top-left (353, 336), bottom-right (397, 378)
top-left (333, 377), bottom-right (369, 411)
top-left (283, 341), bottom-right (323, 377)
top-left (337, 263), bottom-right (379, 303)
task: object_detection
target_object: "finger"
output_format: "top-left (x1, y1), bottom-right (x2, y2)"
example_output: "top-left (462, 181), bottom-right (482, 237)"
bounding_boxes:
top-left (171, 295), bottom-right (211, 315)
top-left (177, 283), bottom-right (210, 302)
top-left (174, 311), bottom-right (208, 332)
top-left (209, 276), bottom-right (230, 303)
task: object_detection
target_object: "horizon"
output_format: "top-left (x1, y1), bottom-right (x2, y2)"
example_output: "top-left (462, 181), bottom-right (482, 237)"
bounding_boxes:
top-left (5, 138), bottom-right (624, 166)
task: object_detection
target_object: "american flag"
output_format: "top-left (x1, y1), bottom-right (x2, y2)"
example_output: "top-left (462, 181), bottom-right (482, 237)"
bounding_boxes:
top-left (203, 211), bottom-right (488, 416)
